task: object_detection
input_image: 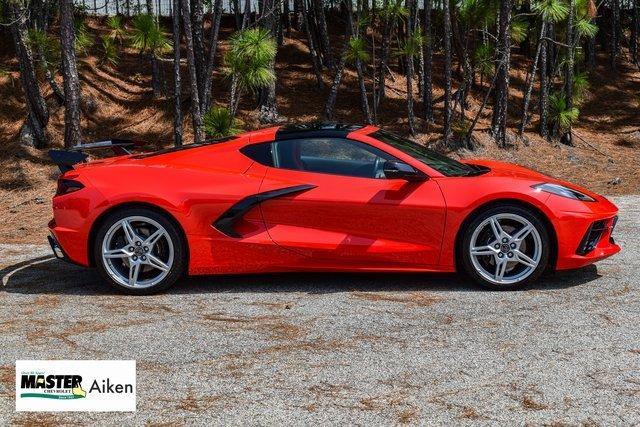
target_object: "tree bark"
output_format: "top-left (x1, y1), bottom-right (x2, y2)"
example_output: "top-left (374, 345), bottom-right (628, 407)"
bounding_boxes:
top-left (565, 0), bottom-right (574, 111)
top-left (610, 0), bottom-right (619, 70)
top-left (313, 0), bottom-right (334, 68)
top-left (181, 0), bottom-right (205, 142)
top-left (301, 0), bottom-right (324, 88)
top-left (422, 0), bottom-right (433, 122)
top-left (8, 1), bottom-right (49, 147)
top-left (375, 0), bottom-right (390, 107)
top-left (346, 0), bottom-right (372, 124)
top-left (324, 38), bottom-right (349, 120)
top-left (519, 23), bottom-right (546, 135)
top-left (632, 0), bottom-right (639, 66)
top-left (60, 0), bottom-right (83, 147)
top-left (202, 0), bottom-right (223, 112)
top-left (491, 0), bottom-right (511, 147)
top-left (173, 0), bottom-right (183, 146)
top-left (539, 25), bottom-right (549, 138)
top-left (443, 0), bottom-right (453, 142)
top-left (404, 0), bottom-right (416, 134)
top-left (191, 0), bottom-right (206, 99)
top-left (259, 0), bottom-right (280, 123)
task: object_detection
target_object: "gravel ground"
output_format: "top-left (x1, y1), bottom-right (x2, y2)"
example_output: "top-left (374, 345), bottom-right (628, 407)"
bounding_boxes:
top-left (1, 196), bottom-right (639, 425)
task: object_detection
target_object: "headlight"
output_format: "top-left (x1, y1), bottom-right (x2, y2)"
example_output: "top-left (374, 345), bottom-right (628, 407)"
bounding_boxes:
top-left (532, 183), bottom-right (595, 202)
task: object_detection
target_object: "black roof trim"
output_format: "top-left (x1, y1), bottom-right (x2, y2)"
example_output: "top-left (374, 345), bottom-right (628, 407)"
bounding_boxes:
top-left (275, 121), bottom-right (363, 140)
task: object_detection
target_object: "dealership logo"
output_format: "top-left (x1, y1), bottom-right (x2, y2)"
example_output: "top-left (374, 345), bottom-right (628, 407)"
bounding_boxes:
top-left (20, 373), bottom-right (86, 399)
top-left (16, 360), bottom-right (136, 412)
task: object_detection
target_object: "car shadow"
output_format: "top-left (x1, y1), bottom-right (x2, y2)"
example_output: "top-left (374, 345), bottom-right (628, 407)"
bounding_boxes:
top-left (0, 255), bottom-right (602, 296)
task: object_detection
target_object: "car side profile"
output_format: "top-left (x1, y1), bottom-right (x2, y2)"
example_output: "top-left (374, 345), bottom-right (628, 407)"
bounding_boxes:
top-left (48, 122), bottom-right (620, 294)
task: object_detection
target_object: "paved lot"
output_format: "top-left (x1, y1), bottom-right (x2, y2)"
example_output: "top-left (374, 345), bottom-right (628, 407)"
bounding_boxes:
top-left (1, 196), bottom-right (639, 425)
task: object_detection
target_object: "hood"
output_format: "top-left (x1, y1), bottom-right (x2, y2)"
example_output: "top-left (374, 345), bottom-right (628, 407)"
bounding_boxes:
top-left (463, 159), bottom-right (602, 201)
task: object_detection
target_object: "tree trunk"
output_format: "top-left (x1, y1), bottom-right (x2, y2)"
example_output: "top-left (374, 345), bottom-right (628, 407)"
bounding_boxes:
top-left (191, 0), bottom-right (206, 101)
top-left (519, 23), bottom-right (546, 135)
top-left (60, 0), bottom-right (83, 147)
top-left (202, 0), bottom-right (223, 112)
top-left (346, 0), bottom-right (372, 124)
top-left (242, 0), bottom-right (251, 28)
top-left (283, 0), bottom-right (291, 37)
top-left (301, 0), bottom-right (324, 88)
top-left (565, 0), bottom-right (574, 111)
top-left (181, 0), bottom-right (205, 142)
top-left (422, 0), bottom-right (433, 122)
top-left (539, 25), bottom-right (549, 138)
top-left (632, 0), bottom-right (639, 66)
top-left (324, 39), bottom-right (349, 120)
top-left (443, 0), bottom-right (453, 142)
top-left (146, 0), bottom-right (153, 13)
top-left (491, 0), bottom-right (511, 147)
top-left (313, 0), bottom-right (334, 68)
top-left (587, 31), bottom-right (596, 69)
top-left (259, 0), bottom-right (280, 123)
top-left (8, 1), bottom-right (49, 147)
top-left (404, 0), bottom-right (416, 134)
top-left (376, 0), bottom-right (391, 108)
top-left (173, 0), bottom-right (183, 146)
top-left (610, 0), bottom-right (619, 70)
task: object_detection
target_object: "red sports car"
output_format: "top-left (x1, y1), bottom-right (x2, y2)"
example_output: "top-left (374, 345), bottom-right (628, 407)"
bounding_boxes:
top-left (48, 122), bottom-right (620, 294)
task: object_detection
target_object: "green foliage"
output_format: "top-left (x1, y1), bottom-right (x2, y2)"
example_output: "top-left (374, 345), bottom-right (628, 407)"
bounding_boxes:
top-left (379, 0), bottom-right (408, 22)
top-left (572, 72), bottom-right (590, 104)
top-left (202, 106), bottom-right (241, 138)
top-left (458, 0), bottom-right (498, 26)
top-left (224, 28), bottom-right (277, 92)
top-left (106, 16), bottom-right (127, 43)
top-left (549, 92), bottom-right (579, 132)
top-left (99, 35), bottom-right (119, 66)
top-left (574, 18), bottom-right (598, 39)
top-left (396, 29), bottom-right (424, 58)
top-left (452, 118), bottom-right (471, 139)
top-left (0, 65), bottom-right (15, 85)
top-left (345, 37), bottom-right (370, 63)
top-left (130, 14), bottom-right (171, 56)
top-left (510, 17), bottom-right (529, 44)
top-left (473, 43), bottom-right (493, 77)
top-left (28, 28), bottom-right (60, 67)
top-left (74, 20), bottom-right (93, 56)
top-left (532, 0), bottom-right (569, 23)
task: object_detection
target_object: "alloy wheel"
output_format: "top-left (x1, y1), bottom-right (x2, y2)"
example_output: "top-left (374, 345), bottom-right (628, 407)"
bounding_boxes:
top-left (101, 215), bottom-right (174, 289)
top-left (468, 213), bottom-right (542, 285)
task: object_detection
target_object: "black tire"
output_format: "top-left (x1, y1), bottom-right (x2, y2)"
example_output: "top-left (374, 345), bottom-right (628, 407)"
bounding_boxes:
top-left (459, 204), bottom-right (550, 290)
top-left (93, 207), bottom-right (186, 295)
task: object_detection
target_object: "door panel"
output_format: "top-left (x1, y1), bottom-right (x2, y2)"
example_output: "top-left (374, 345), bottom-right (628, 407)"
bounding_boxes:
top-left (259, 168), bottom-right (446, 267)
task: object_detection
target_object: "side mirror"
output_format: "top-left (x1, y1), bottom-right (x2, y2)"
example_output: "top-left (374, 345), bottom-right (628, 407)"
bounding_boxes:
top-left (383, 161), bottom-right (427, 182)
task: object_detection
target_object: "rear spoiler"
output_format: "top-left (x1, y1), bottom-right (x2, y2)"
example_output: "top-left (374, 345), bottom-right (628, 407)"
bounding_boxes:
top-left (48, 139), bottom-right (145, 172)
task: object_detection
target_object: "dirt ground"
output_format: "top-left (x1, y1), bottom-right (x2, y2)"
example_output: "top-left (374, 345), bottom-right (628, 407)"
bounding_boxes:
top-left (0, 18), bottom-right (639, 244)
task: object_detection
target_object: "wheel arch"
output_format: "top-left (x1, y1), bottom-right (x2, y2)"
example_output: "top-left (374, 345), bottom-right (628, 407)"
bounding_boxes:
top-left (87, 201), bottom-right (189, 269)
top-left (453, 198), bottom-right (558, 272)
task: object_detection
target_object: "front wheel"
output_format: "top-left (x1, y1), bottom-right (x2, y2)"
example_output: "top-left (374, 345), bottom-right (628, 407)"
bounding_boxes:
top-left (94, 208), bottom-right (186, 295)
top-left (460, 205), bottom-right (550, 290)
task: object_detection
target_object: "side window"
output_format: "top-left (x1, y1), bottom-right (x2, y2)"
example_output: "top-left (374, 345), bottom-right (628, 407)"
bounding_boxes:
top-left (273, 138), bottom-right (394, 179)
top-left (240, 143), bottom-right (274, 167)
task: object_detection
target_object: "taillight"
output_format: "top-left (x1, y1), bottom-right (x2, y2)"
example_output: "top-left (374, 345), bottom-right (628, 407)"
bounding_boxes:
top-left (56, 179), bottom-right (84, 196)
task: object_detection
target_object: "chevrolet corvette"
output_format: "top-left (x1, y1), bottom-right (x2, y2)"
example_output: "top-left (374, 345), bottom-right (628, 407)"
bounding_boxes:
top-left (48, 122), bottom-right (620, 294)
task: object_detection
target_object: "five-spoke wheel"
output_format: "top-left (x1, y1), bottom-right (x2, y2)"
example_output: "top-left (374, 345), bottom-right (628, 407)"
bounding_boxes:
top-left (94, 208), bottom-right (185, 294)
top-left (461, 205), bottom-right (550, 290)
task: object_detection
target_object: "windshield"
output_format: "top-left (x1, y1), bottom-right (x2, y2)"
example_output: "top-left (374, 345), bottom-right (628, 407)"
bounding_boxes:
top-left (371, 129), bottom-right (473, 177)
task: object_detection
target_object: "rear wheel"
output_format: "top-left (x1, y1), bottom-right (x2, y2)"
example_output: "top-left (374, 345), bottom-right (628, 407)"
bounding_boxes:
top-left (94, 208), bottom-right (185, 295)
top-left (460, 205), bottom-right (550, 290)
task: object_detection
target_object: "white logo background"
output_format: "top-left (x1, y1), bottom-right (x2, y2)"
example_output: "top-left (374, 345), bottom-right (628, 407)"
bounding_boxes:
top-left (15, 360), bottom-right (136, 412)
